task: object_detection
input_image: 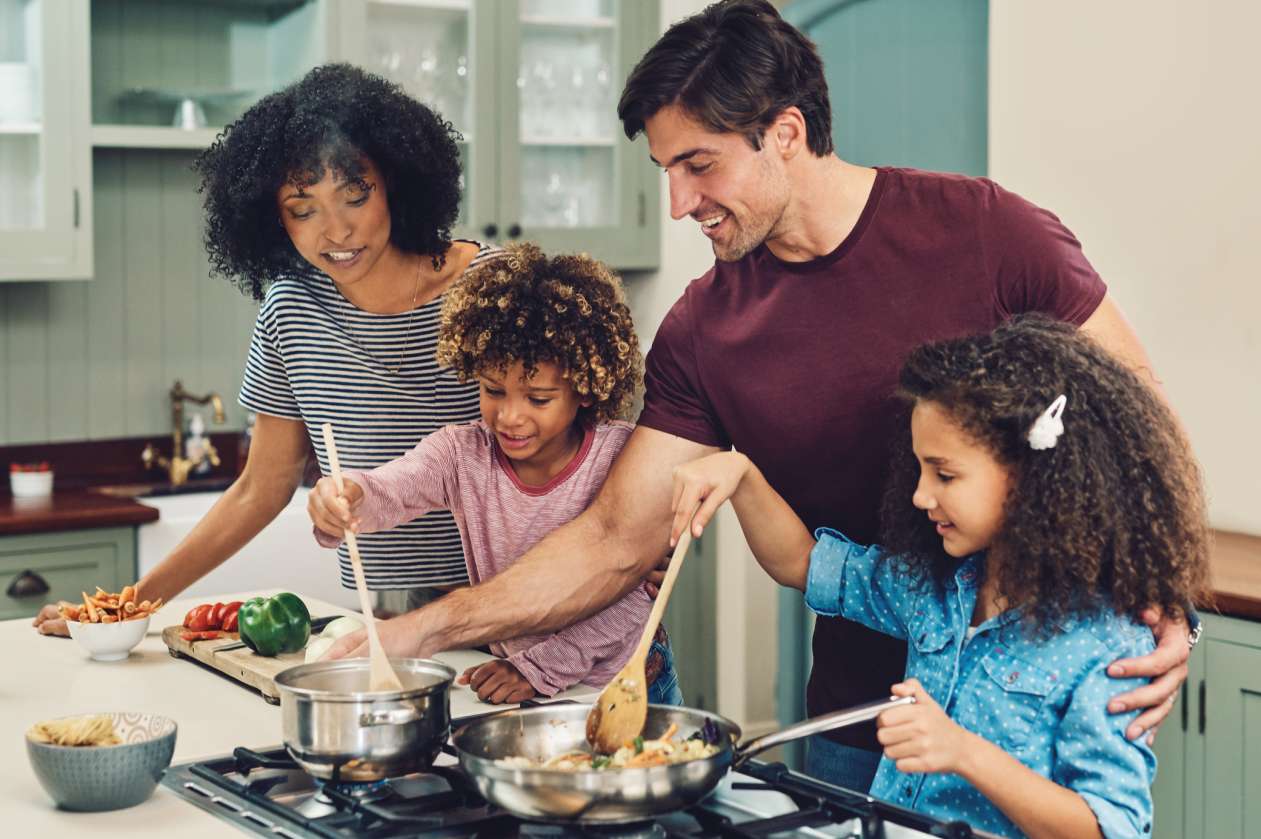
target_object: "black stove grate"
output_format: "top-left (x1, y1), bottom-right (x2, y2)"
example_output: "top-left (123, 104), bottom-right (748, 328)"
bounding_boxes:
top-left (165, 746), bottom-right (982, 838)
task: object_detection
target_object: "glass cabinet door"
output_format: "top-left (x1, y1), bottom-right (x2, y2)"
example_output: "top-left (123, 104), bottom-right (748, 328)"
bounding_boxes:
top-left (0, 0), bottom-right (92, 280)
top-left (498, 0), bottom-right (658, 268)
top-left (330, 0), bottom-right (493, 241)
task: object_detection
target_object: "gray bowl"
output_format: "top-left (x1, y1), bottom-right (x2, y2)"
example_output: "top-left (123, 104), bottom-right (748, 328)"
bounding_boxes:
top-left (26, 712), bottom-right (177, 811)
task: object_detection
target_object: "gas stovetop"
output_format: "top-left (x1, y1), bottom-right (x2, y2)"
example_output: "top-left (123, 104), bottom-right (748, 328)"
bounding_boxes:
top-left (162, 744), bottom-right (994, 838)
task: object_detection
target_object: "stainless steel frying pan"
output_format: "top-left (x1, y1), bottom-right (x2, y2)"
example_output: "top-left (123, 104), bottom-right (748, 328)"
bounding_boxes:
top-left (452, 696), bottom-right (910, 823)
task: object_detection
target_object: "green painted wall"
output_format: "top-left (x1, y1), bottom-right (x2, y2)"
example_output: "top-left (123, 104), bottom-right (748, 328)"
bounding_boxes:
top-left (776, 0), bottom-right (989, 766)
top-left (0, 149), bottom-right (258, 445)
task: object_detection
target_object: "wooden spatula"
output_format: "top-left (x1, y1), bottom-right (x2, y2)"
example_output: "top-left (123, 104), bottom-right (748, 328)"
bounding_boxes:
top-left (321, 423), bottom-right (404, 693)
top-left (586, 511), bottom-right (695, 753)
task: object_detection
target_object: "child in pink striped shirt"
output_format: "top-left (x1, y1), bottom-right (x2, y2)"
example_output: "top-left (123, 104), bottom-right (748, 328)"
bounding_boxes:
top-left (309, 243), bottom-right (682, 705)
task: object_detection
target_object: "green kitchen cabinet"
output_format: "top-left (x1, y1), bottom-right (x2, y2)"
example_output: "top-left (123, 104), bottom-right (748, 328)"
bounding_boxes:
top-left (0, 527), bottom-right (136, 621)
top-left (328, 0), bottom-right (661, 269)
top-left (0, 0), bottom-right (93, 280)
top-left (1155, 613), bottom-right (1261, 839)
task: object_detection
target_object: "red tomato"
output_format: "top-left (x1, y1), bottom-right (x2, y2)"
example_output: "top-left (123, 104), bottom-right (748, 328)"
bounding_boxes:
top-left (183, 603), bottom-right (217, 632)
top-left (221, 601), bottom-right (243, 633)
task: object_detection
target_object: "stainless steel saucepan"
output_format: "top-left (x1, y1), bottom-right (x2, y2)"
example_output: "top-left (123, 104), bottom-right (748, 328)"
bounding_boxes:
top-left (452, 695), bottom-right (911, 823)
top-left (274, 658), bottom-right (454, 781)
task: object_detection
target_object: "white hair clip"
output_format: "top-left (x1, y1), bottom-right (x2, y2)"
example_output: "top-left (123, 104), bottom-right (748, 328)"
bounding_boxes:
top-left (1027, 394), bottom-right (1068, 451)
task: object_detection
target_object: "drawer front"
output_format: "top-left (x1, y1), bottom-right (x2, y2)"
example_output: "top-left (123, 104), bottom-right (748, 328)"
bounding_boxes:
top-left (0, 528), bottom-right (135, 621)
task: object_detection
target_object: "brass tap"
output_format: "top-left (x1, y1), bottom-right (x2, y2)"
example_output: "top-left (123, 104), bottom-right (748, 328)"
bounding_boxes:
top-left (140, 380), bottom-right (226, 486)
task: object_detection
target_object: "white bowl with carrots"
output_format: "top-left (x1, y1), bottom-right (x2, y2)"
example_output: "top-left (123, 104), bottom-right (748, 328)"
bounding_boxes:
top-left (60, 586), bottom-right (161, 662)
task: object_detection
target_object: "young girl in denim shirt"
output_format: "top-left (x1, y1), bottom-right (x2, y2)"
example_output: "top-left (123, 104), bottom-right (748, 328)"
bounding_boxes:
top-left (670, 316), bottom-right (1208, 839)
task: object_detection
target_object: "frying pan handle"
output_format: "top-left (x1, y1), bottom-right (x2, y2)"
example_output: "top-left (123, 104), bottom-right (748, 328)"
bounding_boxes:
top-left (732, 695), bottom-right (914, 768)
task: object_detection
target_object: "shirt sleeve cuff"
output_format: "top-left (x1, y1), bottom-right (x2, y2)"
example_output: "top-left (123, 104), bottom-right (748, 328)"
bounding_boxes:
top-left (506, 650), bottom-right (564, 698)
top-left (804, 527), bottom-right (852, 618)
top-left (1078, 790), bottom-right (1152, 838)
top-left (312, 526), bottom-right (342, 548)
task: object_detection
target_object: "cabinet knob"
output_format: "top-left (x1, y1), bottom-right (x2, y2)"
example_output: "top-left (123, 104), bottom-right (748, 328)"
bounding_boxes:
top-left (482, 223), bottom-right (498, 239)
top-left (507, 224), bottom-right (523, 239)
top-left (7, 569), bottom-right (50, 598)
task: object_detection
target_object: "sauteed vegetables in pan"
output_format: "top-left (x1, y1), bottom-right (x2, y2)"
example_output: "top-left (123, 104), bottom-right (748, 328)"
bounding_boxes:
top-left (496, 719), bottom-right (723, 771)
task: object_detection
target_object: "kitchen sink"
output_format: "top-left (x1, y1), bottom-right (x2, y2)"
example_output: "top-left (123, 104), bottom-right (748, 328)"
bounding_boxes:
top-left (92, 477), bottom-right (235, 499)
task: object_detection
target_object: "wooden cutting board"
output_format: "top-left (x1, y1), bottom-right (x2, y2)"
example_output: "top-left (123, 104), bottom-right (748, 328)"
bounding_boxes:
top-left (162, 624), bottom-right (309, 704)
top-left (160, 624), bottom-right (589, 715)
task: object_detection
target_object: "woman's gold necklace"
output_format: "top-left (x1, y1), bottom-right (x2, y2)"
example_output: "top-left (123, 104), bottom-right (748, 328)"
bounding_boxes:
top-left (342, 256), bottom-right (424, 375)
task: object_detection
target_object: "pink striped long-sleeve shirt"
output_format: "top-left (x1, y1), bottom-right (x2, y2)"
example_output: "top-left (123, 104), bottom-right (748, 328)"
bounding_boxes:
top-left (314, 420), bottom-right (648, 696)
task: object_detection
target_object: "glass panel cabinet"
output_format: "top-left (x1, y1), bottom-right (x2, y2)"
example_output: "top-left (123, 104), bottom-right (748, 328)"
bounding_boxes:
top-left (0, 0), bottom-right (658, 281)
top-left (333, 0), bottom-right (660, 269)
top-left (0, 0), bottom-right (92, 280)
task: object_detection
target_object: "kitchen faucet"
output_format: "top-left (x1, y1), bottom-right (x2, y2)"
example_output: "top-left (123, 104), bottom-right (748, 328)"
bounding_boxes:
top-left (140, 380), bottom-right (226, 486)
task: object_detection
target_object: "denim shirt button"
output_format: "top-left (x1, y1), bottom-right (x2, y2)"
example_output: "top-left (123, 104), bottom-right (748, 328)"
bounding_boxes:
top-left (903, 784), bottom-right (913, 797)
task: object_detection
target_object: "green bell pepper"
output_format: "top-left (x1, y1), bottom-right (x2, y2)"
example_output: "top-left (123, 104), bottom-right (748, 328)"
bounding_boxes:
top-left (238, 592), bottom-right (311, 657)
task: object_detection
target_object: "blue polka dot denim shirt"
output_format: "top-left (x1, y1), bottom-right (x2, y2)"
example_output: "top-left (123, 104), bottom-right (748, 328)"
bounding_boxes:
top-left (805, 528), bottom-right (1156, 839)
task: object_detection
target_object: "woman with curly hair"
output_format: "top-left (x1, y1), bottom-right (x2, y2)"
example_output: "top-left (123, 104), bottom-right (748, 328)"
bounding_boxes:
top-left (31, 65), bottom-right (501, 639)
top-left (308, 243), bottom-right (683, 706)
top-left (668, 315), bottom-right (1209, 838)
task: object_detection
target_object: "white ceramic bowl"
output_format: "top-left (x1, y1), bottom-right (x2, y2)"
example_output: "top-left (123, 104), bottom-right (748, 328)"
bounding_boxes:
top-left (67, 616), bottom-right (150, 662)
top-left (10, 470), bottom-right (54, 498)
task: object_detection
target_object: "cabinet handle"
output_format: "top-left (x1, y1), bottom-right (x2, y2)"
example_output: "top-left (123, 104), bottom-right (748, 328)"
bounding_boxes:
top-left (507, 224), bottom-right (522, 239)
top-left (1180, 681), bottom-right (1188, 731)
top-left (482, 223), bottom-right (498, 238)
top-left (6, 569), bottom-right (51, 598)
top-left (1198, 679), bottom-right (1206, 734)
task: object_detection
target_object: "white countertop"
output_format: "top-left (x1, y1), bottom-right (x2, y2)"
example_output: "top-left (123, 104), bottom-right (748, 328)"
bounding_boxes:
top-left (4, 590), bottom-right (597, 835)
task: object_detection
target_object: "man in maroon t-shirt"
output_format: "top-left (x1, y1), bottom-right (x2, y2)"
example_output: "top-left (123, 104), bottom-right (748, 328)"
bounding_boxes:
top-left (338, 0), bottom-right (1194, 795)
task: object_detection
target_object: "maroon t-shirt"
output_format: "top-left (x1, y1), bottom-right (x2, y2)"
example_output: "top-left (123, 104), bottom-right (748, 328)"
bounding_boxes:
top-left (638, 167), bottom-right (1106, 750)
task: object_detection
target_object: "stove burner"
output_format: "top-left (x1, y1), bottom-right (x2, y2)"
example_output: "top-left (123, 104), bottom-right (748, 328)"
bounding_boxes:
top-left (314, 777), bottom-right (392, 804)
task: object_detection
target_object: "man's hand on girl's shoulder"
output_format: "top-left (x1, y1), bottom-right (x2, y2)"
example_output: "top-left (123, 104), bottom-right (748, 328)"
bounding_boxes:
top-left (1105, 607), bottom-right (1192, 744)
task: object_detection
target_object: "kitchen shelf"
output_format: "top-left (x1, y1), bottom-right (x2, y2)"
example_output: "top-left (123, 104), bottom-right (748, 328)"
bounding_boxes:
top-left (521, 15), bottom-right (615, 30)
top-left (372, 0), bottom-right (470, 11)
top-left (91, 124), bottom-right (221, 150)
top-left (521, 135), bottom-right (616, 146)
top-left (0, 123), bottom-right (42, 135)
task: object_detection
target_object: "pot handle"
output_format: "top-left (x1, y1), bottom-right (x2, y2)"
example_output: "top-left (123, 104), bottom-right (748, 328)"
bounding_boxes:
top-left (359, 707), bottom-right (422, 727)
top-left (732, 695), bottom-right (914, 768)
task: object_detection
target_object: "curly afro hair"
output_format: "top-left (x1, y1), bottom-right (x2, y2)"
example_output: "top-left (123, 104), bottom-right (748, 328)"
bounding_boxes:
top-left (879, 315), bottom-right (1210, 634)
top-left (193, 63), bottom-right (463, 300)
top-left (436, 243), bottom-right (643, 424)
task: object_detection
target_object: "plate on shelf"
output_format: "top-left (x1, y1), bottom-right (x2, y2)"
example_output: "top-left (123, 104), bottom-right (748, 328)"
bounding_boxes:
top-left (119, 87), bottom-right (254, 130)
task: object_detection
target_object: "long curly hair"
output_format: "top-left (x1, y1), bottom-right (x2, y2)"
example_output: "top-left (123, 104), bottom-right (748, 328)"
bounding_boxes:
top-left (193, 63), bottom-right (463, 300)
top-left (880, 315), bottom-right (1210, 633)
top-left (437, 243), bottom-right (643, 424)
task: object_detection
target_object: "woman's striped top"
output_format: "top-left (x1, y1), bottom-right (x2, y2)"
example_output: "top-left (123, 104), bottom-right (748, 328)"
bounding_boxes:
top-left (238, 241), bottom-right (503, 590)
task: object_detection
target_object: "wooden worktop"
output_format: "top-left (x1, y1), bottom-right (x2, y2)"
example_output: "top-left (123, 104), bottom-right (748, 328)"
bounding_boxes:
top-left (0, 490), bottom-right (158, 536)
top-left (1207, 529), bottom-right (1261, 622)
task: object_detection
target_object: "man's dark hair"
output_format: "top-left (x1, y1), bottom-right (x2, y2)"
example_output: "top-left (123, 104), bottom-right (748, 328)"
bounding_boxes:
top-left (618, 0), bottom-right (833, 156)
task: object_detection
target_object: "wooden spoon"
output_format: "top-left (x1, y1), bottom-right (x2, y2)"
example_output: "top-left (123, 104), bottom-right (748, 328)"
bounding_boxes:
top-left (320, 423), bottom-right (404, 693)
top-left (586, 510), bottom-right (695, 753)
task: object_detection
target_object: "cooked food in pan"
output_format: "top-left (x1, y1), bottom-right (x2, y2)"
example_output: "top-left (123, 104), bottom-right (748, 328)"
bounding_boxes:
top-left (496, 720), bottom-right (723, 771)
